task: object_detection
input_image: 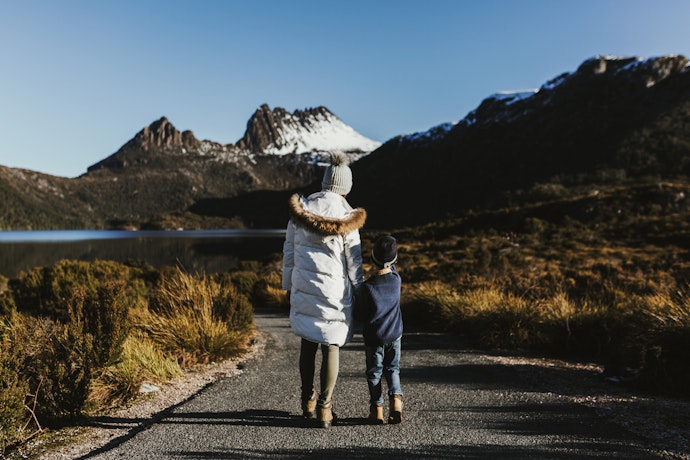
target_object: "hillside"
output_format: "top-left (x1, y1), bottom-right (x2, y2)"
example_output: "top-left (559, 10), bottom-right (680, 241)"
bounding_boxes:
top-left (2, 55), bottom-right (690, 230)
top-left (349, 55), bottom-right (690, 228)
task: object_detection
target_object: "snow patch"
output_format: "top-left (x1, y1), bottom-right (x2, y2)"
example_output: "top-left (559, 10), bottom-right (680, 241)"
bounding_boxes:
top-left (490, 89), bottom-right (539, 106)
top-left (541, 73), bottom-right (571, 91)
top-left (263, 110), bottom-right (381, 155)
top-left (400, 121), bottom-right (458, 143)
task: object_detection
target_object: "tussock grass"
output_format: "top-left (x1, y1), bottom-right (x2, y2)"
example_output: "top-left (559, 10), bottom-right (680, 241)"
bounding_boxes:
top-left (138, 268), bottom-right (253, 367)
top-left (90, 334), bottom-right (183, 410)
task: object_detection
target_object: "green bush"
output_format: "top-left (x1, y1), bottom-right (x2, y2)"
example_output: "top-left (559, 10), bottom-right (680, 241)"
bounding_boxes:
top-left (5, 282), bottom-right (132, 421)
top-left (9, 260), bottom-right (147, 321)
top-left (37, 320), bottom-right (95, 419)
top-left (0, 326), bottom-right (30, 452)
top-left (68, 282), bottom-right (131, 369)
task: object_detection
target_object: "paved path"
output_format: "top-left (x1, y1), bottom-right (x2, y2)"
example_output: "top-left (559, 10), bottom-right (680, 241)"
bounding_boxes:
top-left (80, 310), bottom-right (659, 459)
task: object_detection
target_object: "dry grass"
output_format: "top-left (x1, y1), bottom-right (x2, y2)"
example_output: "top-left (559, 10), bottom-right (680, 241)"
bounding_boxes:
top-left (89, 334), bottom-right (183, 410)
top-left (136, 268), bottom-right (253, 368)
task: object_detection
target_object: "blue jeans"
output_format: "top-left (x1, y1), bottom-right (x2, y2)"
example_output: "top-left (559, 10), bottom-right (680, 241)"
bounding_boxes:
top-left (365, 336), bottom-right (402, 405)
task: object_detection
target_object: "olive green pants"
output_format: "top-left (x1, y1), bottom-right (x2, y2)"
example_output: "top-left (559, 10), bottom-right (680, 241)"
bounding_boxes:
top-left (300, 338), bottom-right (339, 406)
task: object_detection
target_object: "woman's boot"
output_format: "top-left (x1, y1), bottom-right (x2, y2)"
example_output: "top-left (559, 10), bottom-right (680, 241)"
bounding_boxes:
top-left (388, 394), bottom-right (403, 424)
top-left (317, 400), bottom-right (333, 428)
top-left (368, 403), bottom-right (384, 425)
top-left (301, 389), bottom-right (317, 419)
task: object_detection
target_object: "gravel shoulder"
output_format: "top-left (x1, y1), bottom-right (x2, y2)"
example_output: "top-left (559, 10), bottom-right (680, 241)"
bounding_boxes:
top-left (10, 309), bottom-right (690, 460)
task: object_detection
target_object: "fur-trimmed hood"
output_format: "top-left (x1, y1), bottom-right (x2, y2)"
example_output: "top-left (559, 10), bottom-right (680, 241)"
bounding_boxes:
top-left (288, 193), bottom-right (366, 236)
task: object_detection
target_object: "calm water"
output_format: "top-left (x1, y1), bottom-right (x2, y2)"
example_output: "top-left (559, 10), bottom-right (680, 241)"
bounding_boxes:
top-left (0, 230), bottom-right (286, 278)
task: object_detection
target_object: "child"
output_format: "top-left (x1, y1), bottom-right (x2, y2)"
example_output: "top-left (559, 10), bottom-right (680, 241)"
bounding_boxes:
top-left (356, 235), bottom-right (404, 424)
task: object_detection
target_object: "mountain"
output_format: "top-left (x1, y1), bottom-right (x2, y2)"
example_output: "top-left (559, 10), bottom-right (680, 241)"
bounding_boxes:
top-left (0, 105), bottom-right (380, 230)
top-left (88, 105), bottom-right (380, 174)
top-left (349, 55), bottom-right (690, 227)
top-left (3, 56), bottom-right (690, 231)
top-left (237, 104), bottom-right (381, 156)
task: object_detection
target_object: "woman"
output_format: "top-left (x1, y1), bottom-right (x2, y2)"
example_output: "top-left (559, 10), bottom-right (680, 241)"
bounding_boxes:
top-left (282, 153), bottom-right (366, 428)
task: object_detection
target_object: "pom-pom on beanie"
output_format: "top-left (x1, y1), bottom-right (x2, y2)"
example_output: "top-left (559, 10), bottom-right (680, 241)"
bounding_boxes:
top-left (372, 235), bottom-right (398, 268)
top-left (322, 152), bottom-right (353, 195)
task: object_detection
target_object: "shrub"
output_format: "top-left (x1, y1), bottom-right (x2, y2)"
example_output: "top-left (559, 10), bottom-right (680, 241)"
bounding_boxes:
top-left (0, 319), bottom-right (31, 452)
top-left (9, 260), bottom-right (147, 321)
top-left (67, 282), bottom-right (131, 369)
top-left (38, 319), bottom-right (95, 419)
top-left (6, 282), bottom-right (133, 421)
top-left (252, 272), bottom-right (288, 310)
top-left (403, 281), bottom-right (463, 331)
top-left (0, 290), bottom-right (15, 316)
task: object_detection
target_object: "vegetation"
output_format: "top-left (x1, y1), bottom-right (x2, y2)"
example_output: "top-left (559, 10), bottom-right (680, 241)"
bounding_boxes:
top-left (2, 179), bottom-right (690, 454)
top-left (236, 180), bottom-right (690, 400)
top-left (0, 260), bottom-right (254, 453)
top-left (390, 180), bottom-right (690, 398)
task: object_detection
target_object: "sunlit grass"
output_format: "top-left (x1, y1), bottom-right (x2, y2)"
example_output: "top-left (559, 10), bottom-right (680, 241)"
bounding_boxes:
top-left (89, 333), bottom-right (183, 410)
top-left (135, 268), bottom-right (253, 368)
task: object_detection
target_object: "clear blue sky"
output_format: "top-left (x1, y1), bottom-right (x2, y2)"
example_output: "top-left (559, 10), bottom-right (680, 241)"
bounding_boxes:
top-left (2, 0), bottom-right (690, 178)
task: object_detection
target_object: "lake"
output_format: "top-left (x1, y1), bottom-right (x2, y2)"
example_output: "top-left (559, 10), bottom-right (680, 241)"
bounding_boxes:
top-left (0, 230), bottom-right (286, 278)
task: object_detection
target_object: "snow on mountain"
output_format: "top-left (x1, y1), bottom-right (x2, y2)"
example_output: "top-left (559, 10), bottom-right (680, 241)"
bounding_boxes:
top-left (392, 55), bottom-right (690, 150)
top-left (489, 89), bottom-right (539, 106)
top-left (399, 121), bottom-right (458, 143)
top-left (254, 105), bottom-right (381, 155)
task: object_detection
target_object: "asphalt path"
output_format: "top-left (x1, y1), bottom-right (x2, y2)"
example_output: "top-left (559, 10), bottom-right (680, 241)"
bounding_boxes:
top-left (80, 309), bottom-right (660, 459)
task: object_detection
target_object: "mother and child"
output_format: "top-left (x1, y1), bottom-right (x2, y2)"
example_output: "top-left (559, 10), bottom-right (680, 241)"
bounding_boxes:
top-left (282, 153), bottom-right (404, 428)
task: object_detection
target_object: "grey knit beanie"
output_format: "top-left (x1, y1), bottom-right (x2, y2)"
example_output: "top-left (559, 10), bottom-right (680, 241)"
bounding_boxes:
top-left (321, 153), bottom-right (353, 195)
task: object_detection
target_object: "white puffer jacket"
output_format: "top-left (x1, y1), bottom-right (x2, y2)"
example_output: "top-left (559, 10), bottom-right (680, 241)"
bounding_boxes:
top-left (282, 191), bottom-right (366, 346)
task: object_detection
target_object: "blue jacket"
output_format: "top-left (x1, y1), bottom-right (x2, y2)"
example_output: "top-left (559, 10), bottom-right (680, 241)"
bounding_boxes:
top-left (356, 267), bottom-right (403, 346)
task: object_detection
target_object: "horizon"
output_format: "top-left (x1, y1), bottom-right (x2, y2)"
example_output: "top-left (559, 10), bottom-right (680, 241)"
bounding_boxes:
top-left (2, 0), bottom-right (690, 178)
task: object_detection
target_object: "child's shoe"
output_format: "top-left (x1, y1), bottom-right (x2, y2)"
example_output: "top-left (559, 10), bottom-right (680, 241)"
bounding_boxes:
top-left (368, 403), bottom-right (384, 425)
top-left (301, 390), bottom-right (317, 419)
top-left (388, 394), bottom-right (403, 424)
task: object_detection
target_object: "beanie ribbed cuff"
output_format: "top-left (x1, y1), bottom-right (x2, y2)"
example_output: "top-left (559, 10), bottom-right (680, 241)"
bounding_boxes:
top-left (322, 180), bottom-right (352, 195)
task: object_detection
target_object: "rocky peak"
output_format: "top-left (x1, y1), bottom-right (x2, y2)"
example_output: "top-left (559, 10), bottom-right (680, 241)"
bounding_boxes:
top-left (87, 117), bottom-right (202, 172)
top-left (574, 55), bottom-right (689, 87)
top-left (130, 116), bottom-right (200, 152)
top-left (237, 104), bottom-right (380, 155)
top-left (237, 104), bottom-right (290, 153)
top-left (87, 104), bottom-right (380, 174)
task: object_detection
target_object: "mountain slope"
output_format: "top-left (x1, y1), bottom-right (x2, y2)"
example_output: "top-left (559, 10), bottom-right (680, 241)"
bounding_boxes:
top-left (349, 55), bottom-right (690, 227)
top-left (0, 166), bottom-right (97, 229)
